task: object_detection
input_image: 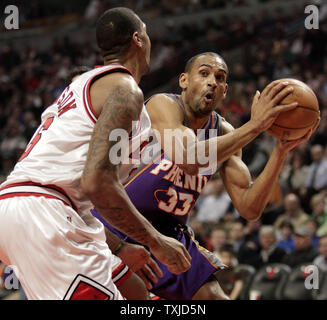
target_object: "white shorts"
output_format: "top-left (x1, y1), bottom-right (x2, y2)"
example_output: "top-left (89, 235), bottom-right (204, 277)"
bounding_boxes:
top-left (0, 194), bottom-right (123, 300)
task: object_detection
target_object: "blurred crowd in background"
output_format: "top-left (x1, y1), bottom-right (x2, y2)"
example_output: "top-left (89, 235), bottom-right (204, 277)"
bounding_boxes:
top-left (1, 0), bottom-right (327, 299)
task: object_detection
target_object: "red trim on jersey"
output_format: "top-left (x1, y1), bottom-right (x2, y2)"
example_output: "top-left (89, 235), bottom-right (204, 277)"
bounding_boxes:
top-left (82, 66), bottom-right (136, 124)
top-left (93, 65), bottom-right (137, 81)
top-left (85, 78), bottom-right (99, 122)
top-left (0, 181), bottom-right (77, 211)
top-left (0, 192), bottom-right (72, 208)
top-left (112, 262), bottom-right (133, 287)
top-left (112, 262), bottom-right (126, 277)
top-left (115, 270), bottom-right (133, 287)
top-left (114, 269), bottom-right (133, 287)
top-left (1, 181), bottom-right (64, 193)
top-left (82, 80), bottom-right (96, 124)
top-left (69, 281), bottom-right (111, 300)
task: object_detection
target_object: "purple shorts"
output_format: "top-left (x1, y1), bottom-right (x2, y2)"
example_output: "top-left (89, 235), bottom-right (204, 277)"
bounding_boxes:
top-left (91, 208), bottom-right (224, 300)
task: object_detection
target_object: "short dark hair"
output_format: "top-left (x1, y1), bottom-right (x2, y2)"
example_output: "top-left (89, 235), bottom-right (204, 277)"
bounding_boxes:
top-left (184, 52), bottom-right (228, 75)
top-left (96, 7), bottom-right (142, 58)
top-left (219, 243), bottom-right (236, 256)
top-left (280, 221), bottom-right (294, 232)
top-left (70, 66), bottom-right (92, 80)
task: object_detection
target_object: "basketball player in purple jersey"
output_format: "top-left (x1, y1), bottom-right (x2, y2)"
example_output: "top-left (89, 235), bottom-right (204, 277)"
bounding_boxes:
top-left (92, 52), bottom-right (319, 299)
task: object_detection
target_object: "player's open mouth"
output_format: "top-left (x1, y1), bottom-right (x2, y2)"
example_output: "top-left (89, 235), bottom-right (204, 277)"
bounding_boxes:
top-left (204, 92), bottom-right (214, 103)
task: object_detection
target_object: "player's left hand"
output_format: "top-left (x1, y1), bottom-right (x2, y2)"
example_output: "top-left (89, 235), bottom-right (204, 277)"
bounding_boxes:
top-left (277, 117), bottom-right (320, 153)
top-left (117, 242), bottom-right (163, 290)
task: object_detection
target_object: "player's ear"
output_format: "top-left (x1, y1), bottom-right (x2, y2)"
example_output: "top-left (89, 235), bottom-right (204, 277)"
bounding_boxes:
top-left (179, 73), bottom-right (188, 90)
top-left (223, 83), bottom-right (228, 99)
top-left (132, 31), bottom-right (142, 48)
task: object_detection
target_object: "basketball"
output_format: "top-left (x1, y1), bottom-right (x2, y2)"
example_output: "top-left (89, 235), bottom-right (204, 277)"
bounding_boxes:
top-left (267, 78), bottom-right (319, 140)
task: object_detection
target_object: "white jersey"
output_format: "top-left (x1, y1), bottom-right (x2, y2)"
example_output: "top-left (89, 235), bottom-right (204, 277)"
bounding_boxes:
top-left (1, 65), bottom-right (151, 219)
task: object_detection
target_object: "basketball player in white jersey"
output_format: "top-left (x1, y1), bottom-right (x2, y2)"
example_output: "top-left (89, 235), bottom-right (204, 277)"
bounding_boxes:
top-left (72, 66), bottom-right (164, 300)
top-left (0, 7), bottom-right (191, 300)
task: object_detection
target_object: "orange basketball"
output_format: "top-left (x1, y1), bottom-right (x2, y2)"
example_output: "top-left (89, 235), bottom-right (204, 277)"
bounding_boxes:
top-left (267, 78), bottom-right (319, 140)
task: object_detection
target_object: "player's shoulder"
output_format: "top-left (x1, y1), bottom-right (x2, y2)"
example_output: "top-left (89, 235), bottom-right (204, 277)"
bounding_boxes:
top-left (146, 93), bottom-right (178, 106)
top-left (97, 70), bottom-right (139, 89)
top-left (146, 93), bottom-right (184, 119)
top-left (220, 116), bottom-right (235, 135)
top-left (89, 70), bottom-right (143, 116)
top-left (91, 70), bottom-right (143, 104)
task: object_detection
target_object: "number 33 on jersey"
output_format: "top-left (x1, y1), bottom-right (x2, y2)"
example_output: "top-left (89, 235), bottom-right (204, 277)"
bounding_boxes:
top-left (123, 155), bottom-right (211, 226)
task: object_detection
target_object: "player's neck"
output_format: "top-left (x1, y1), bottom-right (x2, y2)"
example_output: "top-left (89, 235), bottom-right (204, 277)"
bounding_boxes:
top-left (103, 56), bottom-right (142, 84)
top-left (180, 94), bottom-right (210, 131)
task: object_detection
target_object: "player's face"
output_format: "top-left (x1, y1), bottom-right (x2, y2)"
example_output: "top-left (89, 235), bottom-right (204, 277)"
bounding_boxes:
top-left (182, 55), bottom-right (228, 118)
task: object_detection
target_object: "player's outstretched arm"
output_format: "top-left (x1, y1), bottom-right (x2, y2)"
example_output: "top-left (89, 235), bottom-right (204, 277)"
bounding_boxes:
top-left (146, 81), bottom-right (297, 175)
top-left (220, 119), bottom-right (320, 221)
top-left (81, 73), bottom-right (191, 275)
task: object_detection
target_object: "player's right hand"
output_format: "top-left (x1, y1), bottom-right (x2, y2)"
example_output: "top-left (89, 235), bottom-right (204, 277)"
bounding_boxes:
top-left (149, 234), bottom-right (191, 275)
top-left (116, 242), bottom-right (163, 290)
top-left (249, 80), bottom-right (298, 132)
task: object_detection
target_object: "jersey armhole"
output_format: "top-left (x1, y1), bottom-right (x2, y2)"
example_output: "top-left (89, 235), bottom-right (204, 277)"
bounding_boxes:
top-left (82, 67), bottom-right (133, 124)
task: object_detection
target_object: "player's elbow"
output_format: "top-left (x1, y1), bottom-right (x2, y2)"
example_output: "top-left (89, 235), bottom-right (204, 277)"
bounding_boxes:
top-left (239, 208), bottom-right (262, 222)
top-left (81, 171), bottom-right (117, 199)
top-left (80, 174), bottom-right (99, 198)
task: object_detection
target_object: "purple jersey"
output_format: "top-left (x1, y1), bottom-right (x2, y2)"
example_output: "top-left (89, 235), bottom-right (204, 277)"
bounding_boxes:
top-left (123, 94), bottom-right (223, 230)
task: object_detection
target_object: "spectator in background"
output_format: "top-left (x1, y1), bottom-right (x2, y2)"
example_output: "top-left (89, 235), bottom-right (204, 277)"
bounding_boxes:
top-left (306, 219), bottom-right (320, 248)
top-left (310, 192), bottom-right (327, 232)
top-left (70, 65), bottom-right (92, 82)
top-left (276, 221), bottom-right (295, 253)
top-left (0, 154), bottom-right (15, 184)
top-left (305, 144), bottom-right (327, 201)
top-left (243, 225), bottom-right (286, 269)
top-left (272, 57), bottom-right (292, 80)
top-left (209, 227), bottom-right (228, 256)
top-left (21, 111), bottom-right (39, 142)
top-left (217, 210), bottom-right (239, 231)
top-left (227, 221), bottom-right (244, 254)
top-left (0, 122), bottom-right (27, 159)
top-left (282, 225), bottom-right (319, 268)
top-left (247, 133), bottom-right (275, 178)
top-left (313, 235), bottom-right (327, 272)
top-left (188, 217), bottom-right (208, 248)
top-left (279, 150), bottom-right (309, 195)
top-left (317, 196), bottom-right (327, 237)
top-left (274, 193), bottom-right (310, 231)
top-left (237, 220), bottom-right (261, 265)
top-left (215, 244), bottom-right (245, 300)
top-left (84, 0), bottom-right (101, 23)
top-left (195, 177), bottom-right (232, 224)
